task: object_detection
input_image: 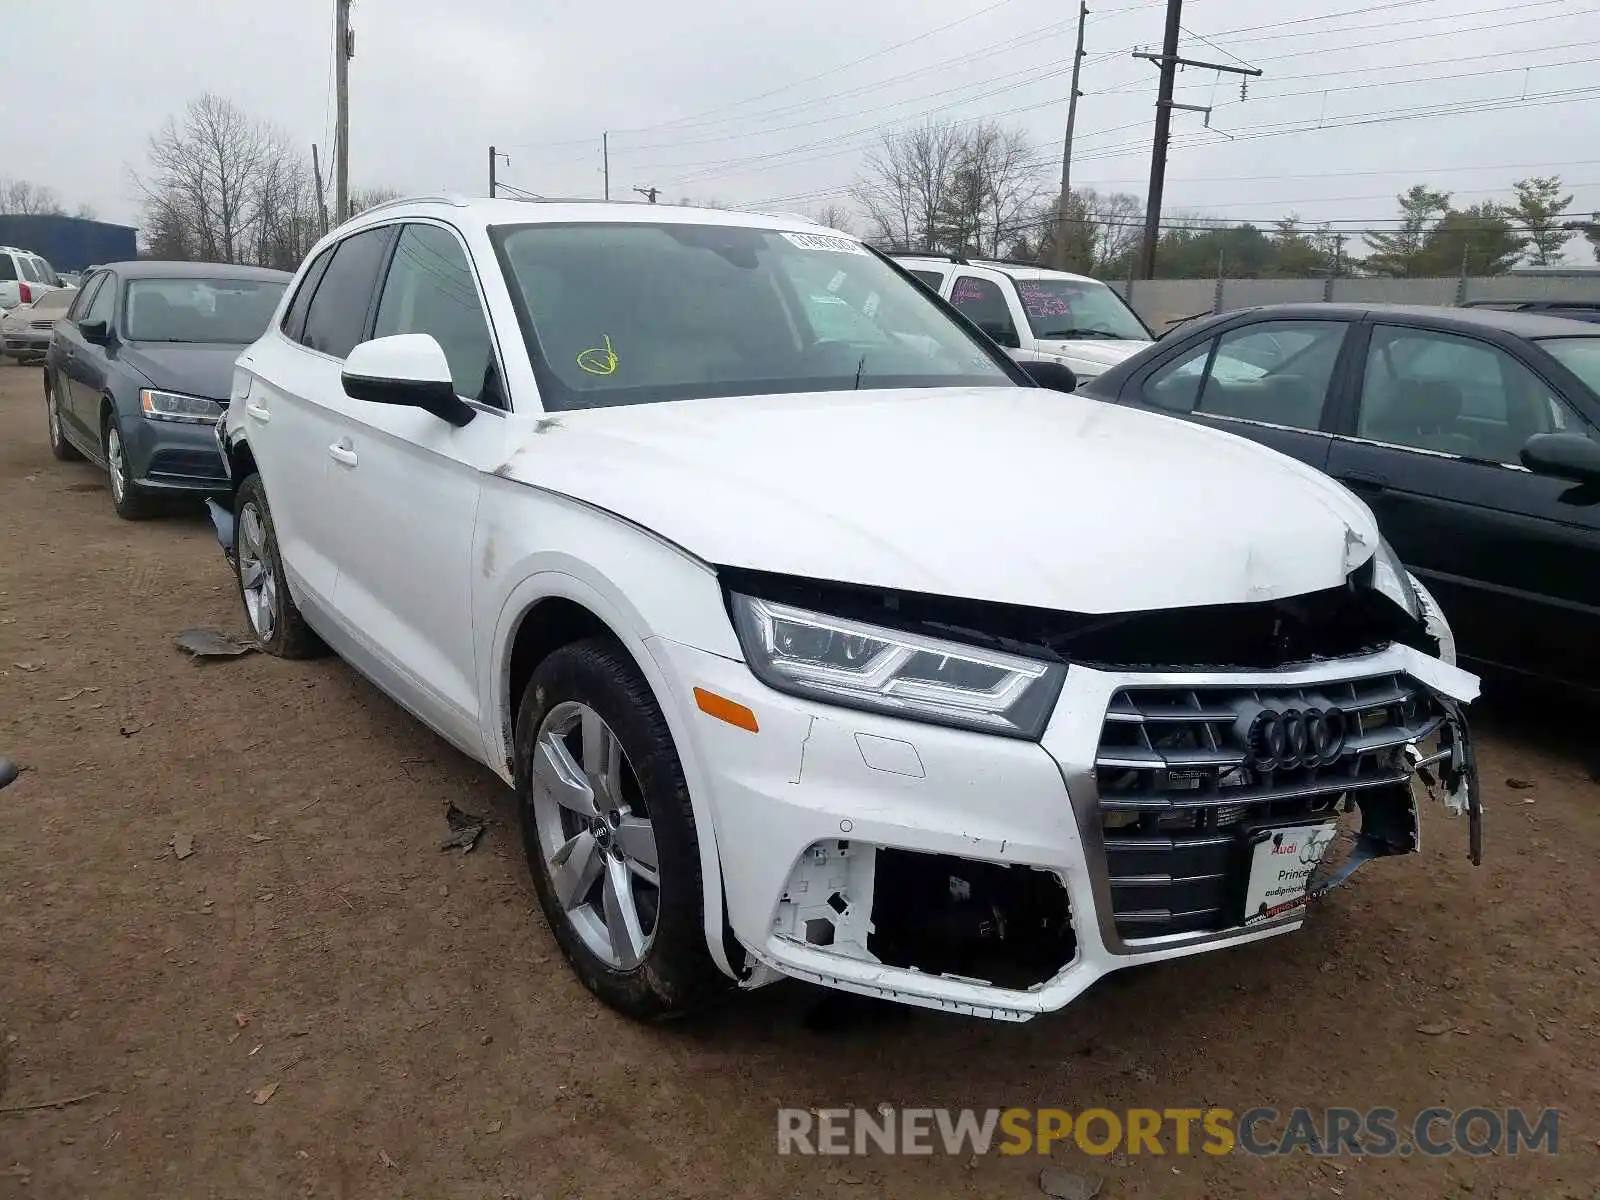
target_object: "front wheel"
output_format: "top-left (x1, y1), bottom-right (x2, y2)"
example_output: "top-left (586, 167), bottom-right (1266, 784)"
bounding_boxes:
top-left (233, 473), bottom-right (322, 658)
top-left (104, 415), bottom-right (156, 519)
top-left (515, 638), bottom-right (726, 1020)
top-left (46, 376), bottom-right (82, 462)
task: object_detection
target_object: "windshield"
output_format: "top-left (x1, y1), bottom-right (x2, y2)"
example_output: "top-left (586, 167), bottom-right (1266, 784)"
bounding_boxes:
top-left (124, 277), bottom-right (287, 344)
top-left (1538, 337), bottom-right (1600, 398)
top-left (1014, 277), bottom-right (1149, 342)
top-left (492, 222), bottom-right (1016, 410)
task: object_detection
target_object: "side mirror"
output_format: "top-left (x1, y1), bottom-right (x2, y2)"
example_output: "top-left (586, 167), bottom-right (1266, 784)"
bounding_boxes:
top-left (341, 334), bottom-right (474, 428)
top-left (1018, 360), bottom-right (1078, 394)
top-left (0, 757), bottom-right (17, 790)
top-left (1520, 432), bottom-right (1600, 485)
top-left (78, 319), bottom-right (110, 344)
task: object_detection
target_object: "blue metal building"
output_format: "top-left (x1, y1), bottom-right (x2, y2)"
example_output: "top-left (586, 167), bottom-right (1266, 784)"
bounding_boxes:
top-left (0, 214), bottom-right (138, 272)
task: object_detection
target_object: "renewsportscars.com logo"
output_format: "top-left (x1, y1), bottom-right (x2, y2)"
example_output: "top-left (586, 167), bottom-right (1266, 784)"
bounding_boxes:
top-left (776, 1107), bottom-right (1561, 1158)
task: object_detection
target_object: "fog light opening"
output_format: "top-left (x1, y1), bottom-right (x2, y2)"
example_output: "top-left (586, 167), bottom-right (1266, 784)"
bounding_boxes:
top-left (868, 849), bottom-right (1075, 989)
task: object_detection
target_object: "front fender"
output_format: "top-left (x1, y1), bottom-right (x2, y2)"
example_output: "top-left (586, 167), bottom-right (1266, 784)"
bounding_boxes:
top-left (476, 483), bottom-right (744, 980)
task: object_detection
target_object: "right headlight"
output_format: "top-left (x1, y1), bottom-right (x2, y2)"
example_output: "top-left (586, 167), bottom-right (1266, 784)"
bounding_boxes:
top-left (1368, 537), bottom-right (1421, 623)
top-left (728, 593), bottom-right (1066, 739)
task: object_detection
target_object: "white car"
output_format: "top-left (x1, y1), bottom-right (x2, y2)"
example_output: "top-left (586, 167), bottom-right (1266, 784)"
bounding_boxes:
top-left (893, 254), bottom-right (1152, 384)
top-left (0, 245), bottom-right (64, 312)
top-left (1, 286), bottom-right (74, 361)
top-left (214, 197), bottom-right (1482, 1022)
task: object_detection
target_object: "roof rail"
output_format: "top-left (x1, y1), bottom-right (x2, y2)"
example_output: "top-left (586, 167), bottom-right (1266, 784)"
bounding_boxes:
top-left (755, 210), bottom-right (820, 225)
top-left (349, 193), bottom-right (470, 218)
top-left (885, 250), bottom-right (969, 265)
top-left (969, 256), bottom-right (1054, 271)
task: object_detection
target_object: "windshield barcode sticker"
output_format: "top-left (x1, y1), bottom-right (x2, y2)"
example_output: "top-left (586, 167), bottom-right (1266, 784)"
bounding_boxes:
top-left (781, 231), bottom-right (868, 255)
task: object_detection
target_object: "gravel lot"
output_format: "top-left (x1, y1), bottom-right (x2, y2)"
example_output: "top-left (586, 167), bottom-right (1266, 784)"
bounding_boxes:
top-left (1, 360), bottom-right (1596, 1199)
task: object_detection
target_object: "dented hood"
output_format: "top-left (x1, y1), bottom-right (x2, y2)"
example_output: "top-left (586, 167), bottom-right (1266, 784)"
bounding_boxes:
top-left (497, 387), bottom-right (1380, 614)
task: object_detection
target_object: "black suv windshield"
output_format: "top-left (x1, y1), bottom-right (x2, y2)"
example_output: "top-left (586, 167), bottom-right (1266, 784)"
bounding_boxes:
top-left (1014, 277), bottom-right (1149, 342)
top-left (124, 278), bottom-right (287, 344)
top-left (493, 222), bottom-right (1016, 410)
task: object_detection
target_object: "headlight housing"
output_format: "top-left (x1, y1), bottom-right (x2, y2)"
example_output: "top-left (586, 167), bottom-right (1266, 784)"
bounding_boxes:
top-left (139, 389), bottom-right (224, 424)
top-left (1368, 537), bottom-right (1421, 622)
top-left (729, 593), bottom-right (1066, 739)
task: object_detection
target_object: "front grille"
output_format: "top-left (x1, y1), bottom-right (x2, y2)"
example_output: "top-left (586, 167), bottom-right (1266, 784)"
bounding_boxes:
top-left (1094, 673), bottom-right (1441, 939)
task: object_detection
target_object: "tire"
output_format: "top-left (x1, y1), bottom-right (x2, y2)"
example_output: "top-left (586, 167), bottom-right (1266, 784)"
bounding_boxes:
top-left (45, 375), bottom-right (82, 462)
top-left (103, 412), bottom-right (157, 519)
top-left (233, 472), bottom-right (322, 658)
top-left (515, 638), bottom-right (726, 1021)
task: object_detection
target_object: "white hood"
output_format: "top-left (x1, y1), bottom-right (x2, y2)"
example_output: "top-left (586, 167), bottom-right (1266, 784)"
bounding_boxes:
top-left (496, 387), bottom-right (1379, 615)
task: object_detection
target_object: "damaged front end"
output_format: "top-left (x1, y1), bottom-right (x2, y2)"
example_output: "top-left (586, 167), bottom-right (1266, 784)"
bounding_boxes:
top-left (720, 559), bottom-right (1482, 1019)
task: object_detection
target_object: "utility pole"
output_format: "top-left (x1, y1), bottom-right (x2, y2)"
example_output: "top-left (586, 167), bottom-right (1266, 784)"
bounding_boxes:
top-left (311, 143), bottom-right (330, 235)
top-left (603, 132), bottom-right (610, 201)
top-left (334, 0), bottom-right (352, 224)
top-left (489, 146), bottom-right (510, 197)
top-left (633, 185), bottom-right (659, 204)
top-left (1134, 0), bottom-right (1260, 278)
top-left (1053, 2), bottom-right (1089, 271)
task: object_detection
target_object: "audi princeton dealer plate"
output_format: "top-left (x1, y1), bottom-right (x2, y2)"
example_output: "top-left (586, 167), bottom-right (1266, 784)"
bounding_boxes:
top-left (1241, 821), bottom-right (1339, 926)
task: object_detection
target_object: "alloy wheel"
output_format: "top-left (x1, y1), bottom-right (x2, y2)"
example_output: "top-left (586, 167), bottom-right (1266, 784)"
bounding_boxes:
top-left (236, 501), bottom-right (278, 643)
top-left (106, 425), bottom-right (127, 504)
top-left (529, 700), bottom-right (660, 970)
top-left (47, 385), bottom-right (61, 447)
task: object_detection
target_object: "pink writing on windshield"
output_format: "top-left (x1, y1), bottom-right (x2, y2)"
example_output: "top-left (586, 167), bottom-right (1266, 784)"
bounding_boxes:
top-left (1017, 282), bottom-right (1072, 317)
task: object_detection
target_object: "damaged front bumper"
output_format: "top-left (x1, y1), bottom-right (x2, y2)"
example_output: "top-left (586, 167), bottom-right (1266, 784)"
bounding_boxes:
top-left (650, 636), bottom-right (1482, 1022)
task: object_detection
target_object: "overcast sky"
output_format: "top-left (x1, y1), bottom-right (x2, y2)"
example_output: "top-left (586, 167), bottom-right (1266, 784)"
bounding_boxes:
top-left (8, 0), bottom-right (1599, 259)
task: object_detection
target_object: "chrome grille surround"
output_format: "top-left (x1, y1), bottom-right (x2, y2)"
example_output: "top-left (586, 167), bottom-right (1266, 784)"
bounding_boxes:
top-left (1038, 645), bottom-right (1458, 957)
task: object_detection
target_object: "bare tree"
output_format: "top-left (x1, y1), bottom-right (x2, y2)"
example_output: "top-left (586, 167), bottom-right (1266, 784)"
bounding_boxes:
top-left (349, 186), bottom-right (404, 216)
top-left (0, 179), bottom-right (66, 215)
top-left (810, 203), bottom-right (855, 234)
top-left (851, 120), bottom-right (964, 251)
top-left (136, 93), bottom-right (271, 263)
top-left (968, 121), bottom-right (1046, 259)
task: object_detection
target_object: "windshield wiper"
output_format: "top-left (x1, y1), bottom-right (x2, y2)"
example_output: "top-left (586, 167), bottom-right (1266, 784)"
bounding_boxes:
top-left (1039, 328), bottom-right (1127, 340)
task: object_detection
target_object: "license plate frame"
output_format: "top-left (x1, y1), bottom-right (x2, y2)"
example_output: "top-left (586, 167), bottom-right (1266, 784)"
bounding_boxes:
top-left (1236, 819), bottom-right (1340, 927)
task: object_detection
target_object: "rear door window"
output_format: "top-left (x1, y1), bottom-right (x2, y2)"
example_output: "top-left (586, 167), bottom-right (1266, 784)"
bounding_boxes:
top-left (17, 257), bottom-right (43, 284)
top-left (299, 226), bottom-right (395, 358)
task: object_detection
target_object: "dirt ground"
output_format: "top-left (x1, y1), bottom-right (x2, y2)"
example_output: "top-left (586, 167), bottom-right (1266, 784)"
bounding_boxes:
top-left (0, 361), bottom-right (1596, 1200)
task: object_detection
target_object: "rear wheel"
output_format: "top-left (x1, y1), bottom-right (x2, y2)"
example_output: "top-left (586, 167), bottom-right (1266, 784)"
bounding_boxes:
top-left (104, 415), bottom-right (156, 519)
top-left (234, 473), bottom-right (321, 658)
top-left (46, 375), bottom-right (81, 461)
top-left (515, 638), bottom-right (726, 1020)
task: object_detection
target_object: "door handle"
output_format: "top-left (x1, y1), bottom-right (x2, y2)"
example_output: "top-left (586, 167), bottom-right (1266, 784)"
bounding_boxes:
top-left (1336, 469), bottom-right (1389, 493)
top-left (244, 402), bottom-right (271, 424)
top-left (328, 440), bottom-right (358, 467)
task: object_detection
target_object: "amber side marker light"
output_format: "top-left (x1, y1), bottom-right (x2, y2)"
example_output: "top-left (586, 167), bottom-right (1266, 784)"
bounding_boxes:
top-left (694, 687), bottom-right (760, 732)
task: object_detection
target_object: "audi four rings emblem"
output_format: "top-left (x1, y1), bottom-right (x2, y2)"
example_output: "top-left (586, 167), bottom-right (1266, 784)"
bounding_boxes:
top-left (1246, 705), bottom-right (1347, 769)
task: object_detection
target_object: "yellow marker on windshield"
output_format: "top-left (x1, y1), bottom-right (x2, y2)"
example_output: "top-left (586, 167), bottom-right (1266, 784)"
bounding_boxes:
top-left (577, 334), bottom-right (619, 376)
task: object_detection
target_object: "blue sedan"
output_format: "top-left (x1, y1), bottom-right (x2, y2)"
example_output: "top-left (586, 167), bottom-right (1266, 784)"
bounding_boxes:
top-left (43, 260), bottom-right (289, 519)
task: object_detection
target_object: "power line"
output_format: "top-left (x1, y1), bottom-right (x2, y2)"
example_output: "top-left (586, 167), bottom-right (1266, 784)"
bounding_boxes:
top-left (1204, 0), bottom-right (1583, 46)
top-left (529, 0), bottom-right (1029, 149)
